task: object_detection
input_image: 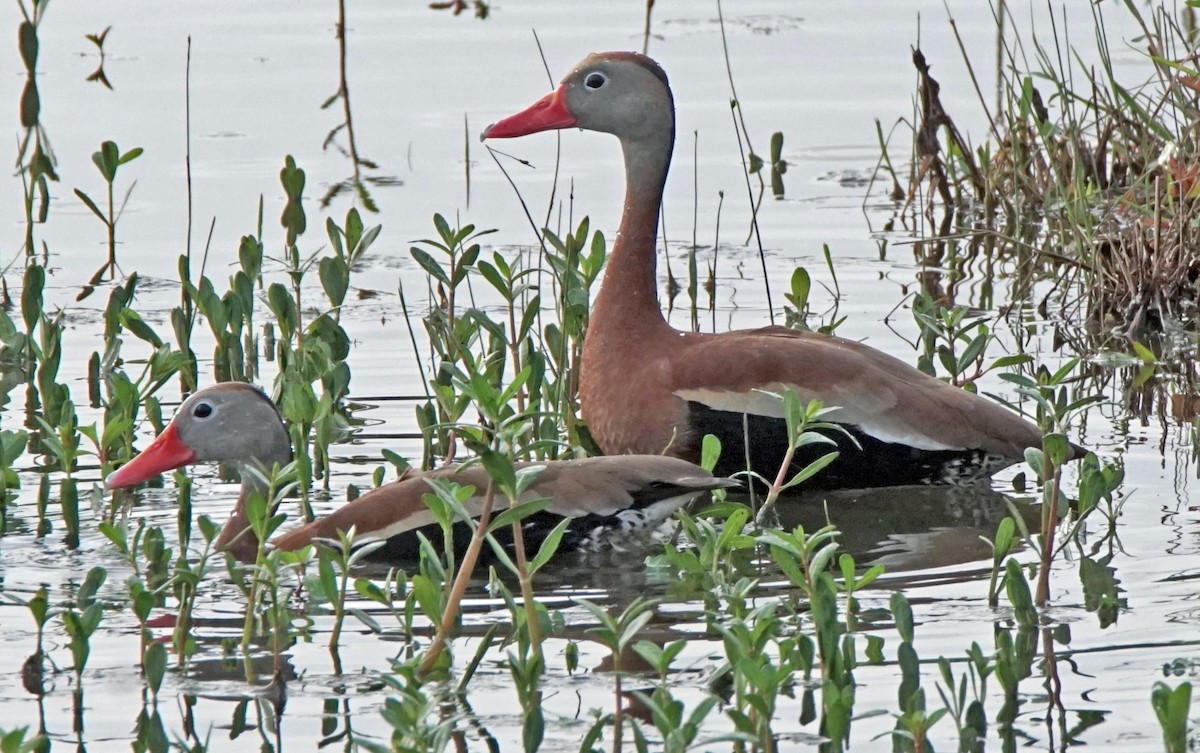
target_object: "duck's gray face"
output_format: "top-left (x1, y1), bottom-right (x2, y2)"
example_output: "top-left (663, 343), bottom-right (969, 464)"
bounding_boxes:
top-left (106, 383), bottom-right (288, 489)
top-left (481, 52), bottom-right (674, 144)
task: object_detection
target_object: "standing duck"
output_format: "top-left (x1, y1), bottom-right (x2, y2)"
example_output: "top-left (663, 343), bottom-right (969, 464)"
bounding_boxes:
top-left (105, 382), bottom-right (734, 563)
top-left (482, 51), bottom-right (1084, 487)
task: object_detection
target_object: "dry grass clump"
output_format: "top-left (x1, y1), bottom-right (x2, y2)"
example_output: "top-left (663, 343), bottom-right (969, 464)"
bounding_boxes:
top-left (1093, 180), bottom-right (1200, 337)
top-left (889, 2), bottom-right (1200, 340)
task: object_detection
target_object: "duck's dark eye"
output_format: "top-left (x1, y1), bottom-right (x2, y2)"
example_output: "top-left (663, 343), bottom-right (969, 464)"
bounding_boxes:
top-left (193, 402), bottom-right (214, 419)
top-left (584, 72), bottom-right (607, 90)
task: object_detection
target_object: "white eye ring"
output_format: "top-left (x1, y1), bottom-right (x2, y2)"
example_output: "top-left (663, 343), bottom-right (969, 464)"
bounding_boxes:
top-left (192, 401), bottom-right (215, 419)
top-left (584, 71), bottom-right (607, 90)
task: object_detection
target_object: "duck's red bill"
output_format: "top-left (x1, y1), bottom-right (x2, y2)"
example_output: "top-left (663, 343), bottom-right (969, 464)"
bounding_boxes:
top-left (105, 423), bottom-right (196, 489)
top-left (481, 85), bottom-right (577, 140)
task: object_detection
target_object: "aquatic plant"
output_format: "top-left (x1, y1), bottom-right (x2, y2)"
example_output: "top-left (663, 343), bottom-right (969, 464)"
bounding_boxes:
top-left (1152, 681), bottom-right (1193, 753)
top-left (4, 586), bottom-right (53, 696)
top-left (0, 429), bottom-right (28, 535)
top-left (911, 293), bottom-right (1031, 388)
top-left (574, 596), bottom-right (657, 753)
top-left (933, 645), bottom-right (993, 749)
top-left (74, 140), bottom-right (142, 282)
top-left (0, 727), bottom-right (43, 753)
top-left (84, 25), bottom-right (111, 89)
top-left (312, 527), bottom-right (386, 652)
top-left (781, 247), bottom-right (844, 335)
top-left (169, 515), bottom-right (221, 667)
top-left (889, 2), bottom-right (1200, 338)
top-left (15, 0), bottom-right (55, 261)
top-left (224, 463), bottom-right (305, 679)
top-left (752, 390), bottom-right (843, 523)
top-left (61, 566), bottom-right (106, 688)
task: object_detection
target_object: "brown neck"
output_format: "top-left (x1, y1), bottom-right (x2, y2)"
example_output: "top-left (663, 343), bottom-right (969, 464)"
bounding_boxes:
top-left (212, 464), bottom-right (285, 563)
top-left (590, 130), bottom-right (675, 337)
top-left (214, 484), bottom-right (261, 563)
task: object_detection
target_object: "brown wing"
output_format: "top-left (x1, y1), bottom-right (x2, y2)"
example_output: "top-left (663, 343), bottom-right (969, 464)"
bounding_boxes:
top-left (671, 328), bottom-right (1044, 457)
top-left (270, 455), bottom-right (731, 550)
top-left (519, 455), bottom-right (735, 517)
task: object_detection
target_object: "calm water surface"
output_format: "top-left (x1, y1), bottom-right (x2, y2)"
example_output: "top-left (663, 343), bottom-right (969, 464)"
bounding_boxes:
top-left (1, 1), bottom-right (1196, 750)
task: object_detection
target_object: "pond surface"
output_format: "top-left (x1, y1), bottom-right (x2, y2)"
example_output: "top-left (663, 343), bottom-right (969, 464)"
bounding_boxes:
top-left (1, 0), bottom-right (1198, 750)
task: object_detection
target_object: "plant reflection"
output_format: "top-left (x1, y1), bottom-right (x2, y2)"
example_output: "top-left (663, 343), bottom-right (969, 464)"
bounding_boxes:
top-left (319, 0), bottom-right (401, 211)
top-left (84, 26), bottom-right (112, 90)
top-left (429, 0), bottom-right (490, 19)
top-left (16, 0), bottom-right (57, 262)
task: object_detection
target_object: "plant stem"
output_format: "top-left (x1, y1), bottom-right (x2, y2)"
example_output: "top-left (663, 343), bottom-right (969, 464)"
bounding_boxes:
top-left (755, 441), bottom-right (796, 526)
top-left (1035, 460), bottom-right (1062, 607)
top-left (329, 559), bottom-right (351, 651)
top-left (107, 178), bottom-right (116, 270)
top-left (510, 518), bottom-right (542, 657)
top-left (419, 481), bottom-right (497, 676)
top-left (613, 670), bottom-right (624, 753)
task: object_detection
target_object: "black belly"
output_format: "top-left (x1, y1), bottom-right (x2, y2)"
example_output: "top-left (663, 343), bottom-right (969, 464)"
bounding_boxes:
top-left (687, 401), bottom-right (1003, 489)
top-left (364, 514), bottom-right (567, 563)
top-left (364, 483), bottom-right (692, 563)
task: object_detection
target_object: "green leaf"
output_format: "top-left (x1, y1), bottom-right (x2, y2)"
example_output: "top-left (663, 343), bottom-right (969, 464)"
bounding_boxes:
top-left (317, 551), bottom-right (338, 604)
top-left (864, 634), bottom-right (885, 663)
top-left (319, 256), bottom-right (349, 308)
top-left (97, 521), bottom-right (129, 553)
top-left (78, 567), bottom-right (107, 608)
top-left (433, 213), bottom-right (454, 248)
top-left (856, 564), bottom-right (885, 590)
top-left (1024, 447), bottom-right (1044, 479)
top-left (410, 248), bottom-right (450, 286)
top-left (479, 449), bottom-right (517, 497)
top-left (1151, 681), bottom-right (1191, 752)
top-left (992, 517), bottom-right (1015, 559)
top-left (353, 578), bottom-right (388, 604)
top-left (350, 608), bottom-right (382, 633)
top-left (18, 21), bottom-right (37, 71)
top-left (475, 260), bottom-right (510, 299)
top-left (789, 267), bottom-right (811, 309)
top-left (529, 517), bottom-right (571, 572)
top-left (779, 450), bottom-right (839, 490)
top-left (700, 433), bottom-right (722, 472)
top-left (958, 331), bottom-right (989, 373)
top-left (809, 541), bottom-right (839, 576)
top-left (486, 496), bottom-right (553, 534)
top-left (118, 147), bottom-right (144, 165)
top-left (1130, 340), bottom-right (1157, 365)
top-left (144, 642), bottom-right (167, 695)
top-left (1043, 433), bottom-right (1071, 466)
top-left (74, 189), bottom-right (107, 223)
top-left (890, 592), bottom-right (914, 643)
top-left (120, 309), bottom-right (164, 347)
top-left (770, 545), bottom-right (807, 588)
top-left (990, 354), bottom-right (1033, 370)
top-left (1004, 559), bottom-right (1037, 626)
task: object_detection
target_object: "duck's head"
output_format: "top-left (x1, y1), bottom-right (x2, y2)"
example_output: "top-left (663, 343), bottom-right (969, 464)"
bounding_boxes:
top-left (106, 382), bottom-right (291, 489)
top-left (482, 51), bottom-right (675, 145)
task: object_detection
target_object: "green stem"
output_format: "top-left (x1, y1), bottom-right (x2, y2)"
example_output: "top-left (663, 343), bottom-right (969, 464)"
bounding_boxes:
top-left (510, 519), bottom-right (542, 657)
top-left (612, 670), bottom-right (623, 753)
top-left (1035, 460), bottom-right (1062, 608)
top-left (755, 440), bottom-right (796, 525)
top-left (107, 180), bottom-right (114, 267)
top-left (329, 560), bottom-right (350, 652)
top-left (418, 481), bottom-right (497, 676)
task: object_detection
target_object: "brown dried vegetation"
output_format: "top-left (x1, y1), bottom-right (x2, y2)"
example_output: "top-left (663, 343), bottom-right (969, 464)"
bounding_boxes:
top-left (892, 2), bottom-right (1200, 342)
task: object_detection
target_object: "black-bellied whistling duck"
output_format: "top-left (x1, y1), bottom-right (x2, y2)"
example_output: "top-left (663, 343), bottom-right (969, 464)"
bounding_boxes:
top-left (482, 52), bottom-right (1085, 487)
top-left (105, 382), bottom-right (735, 563)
